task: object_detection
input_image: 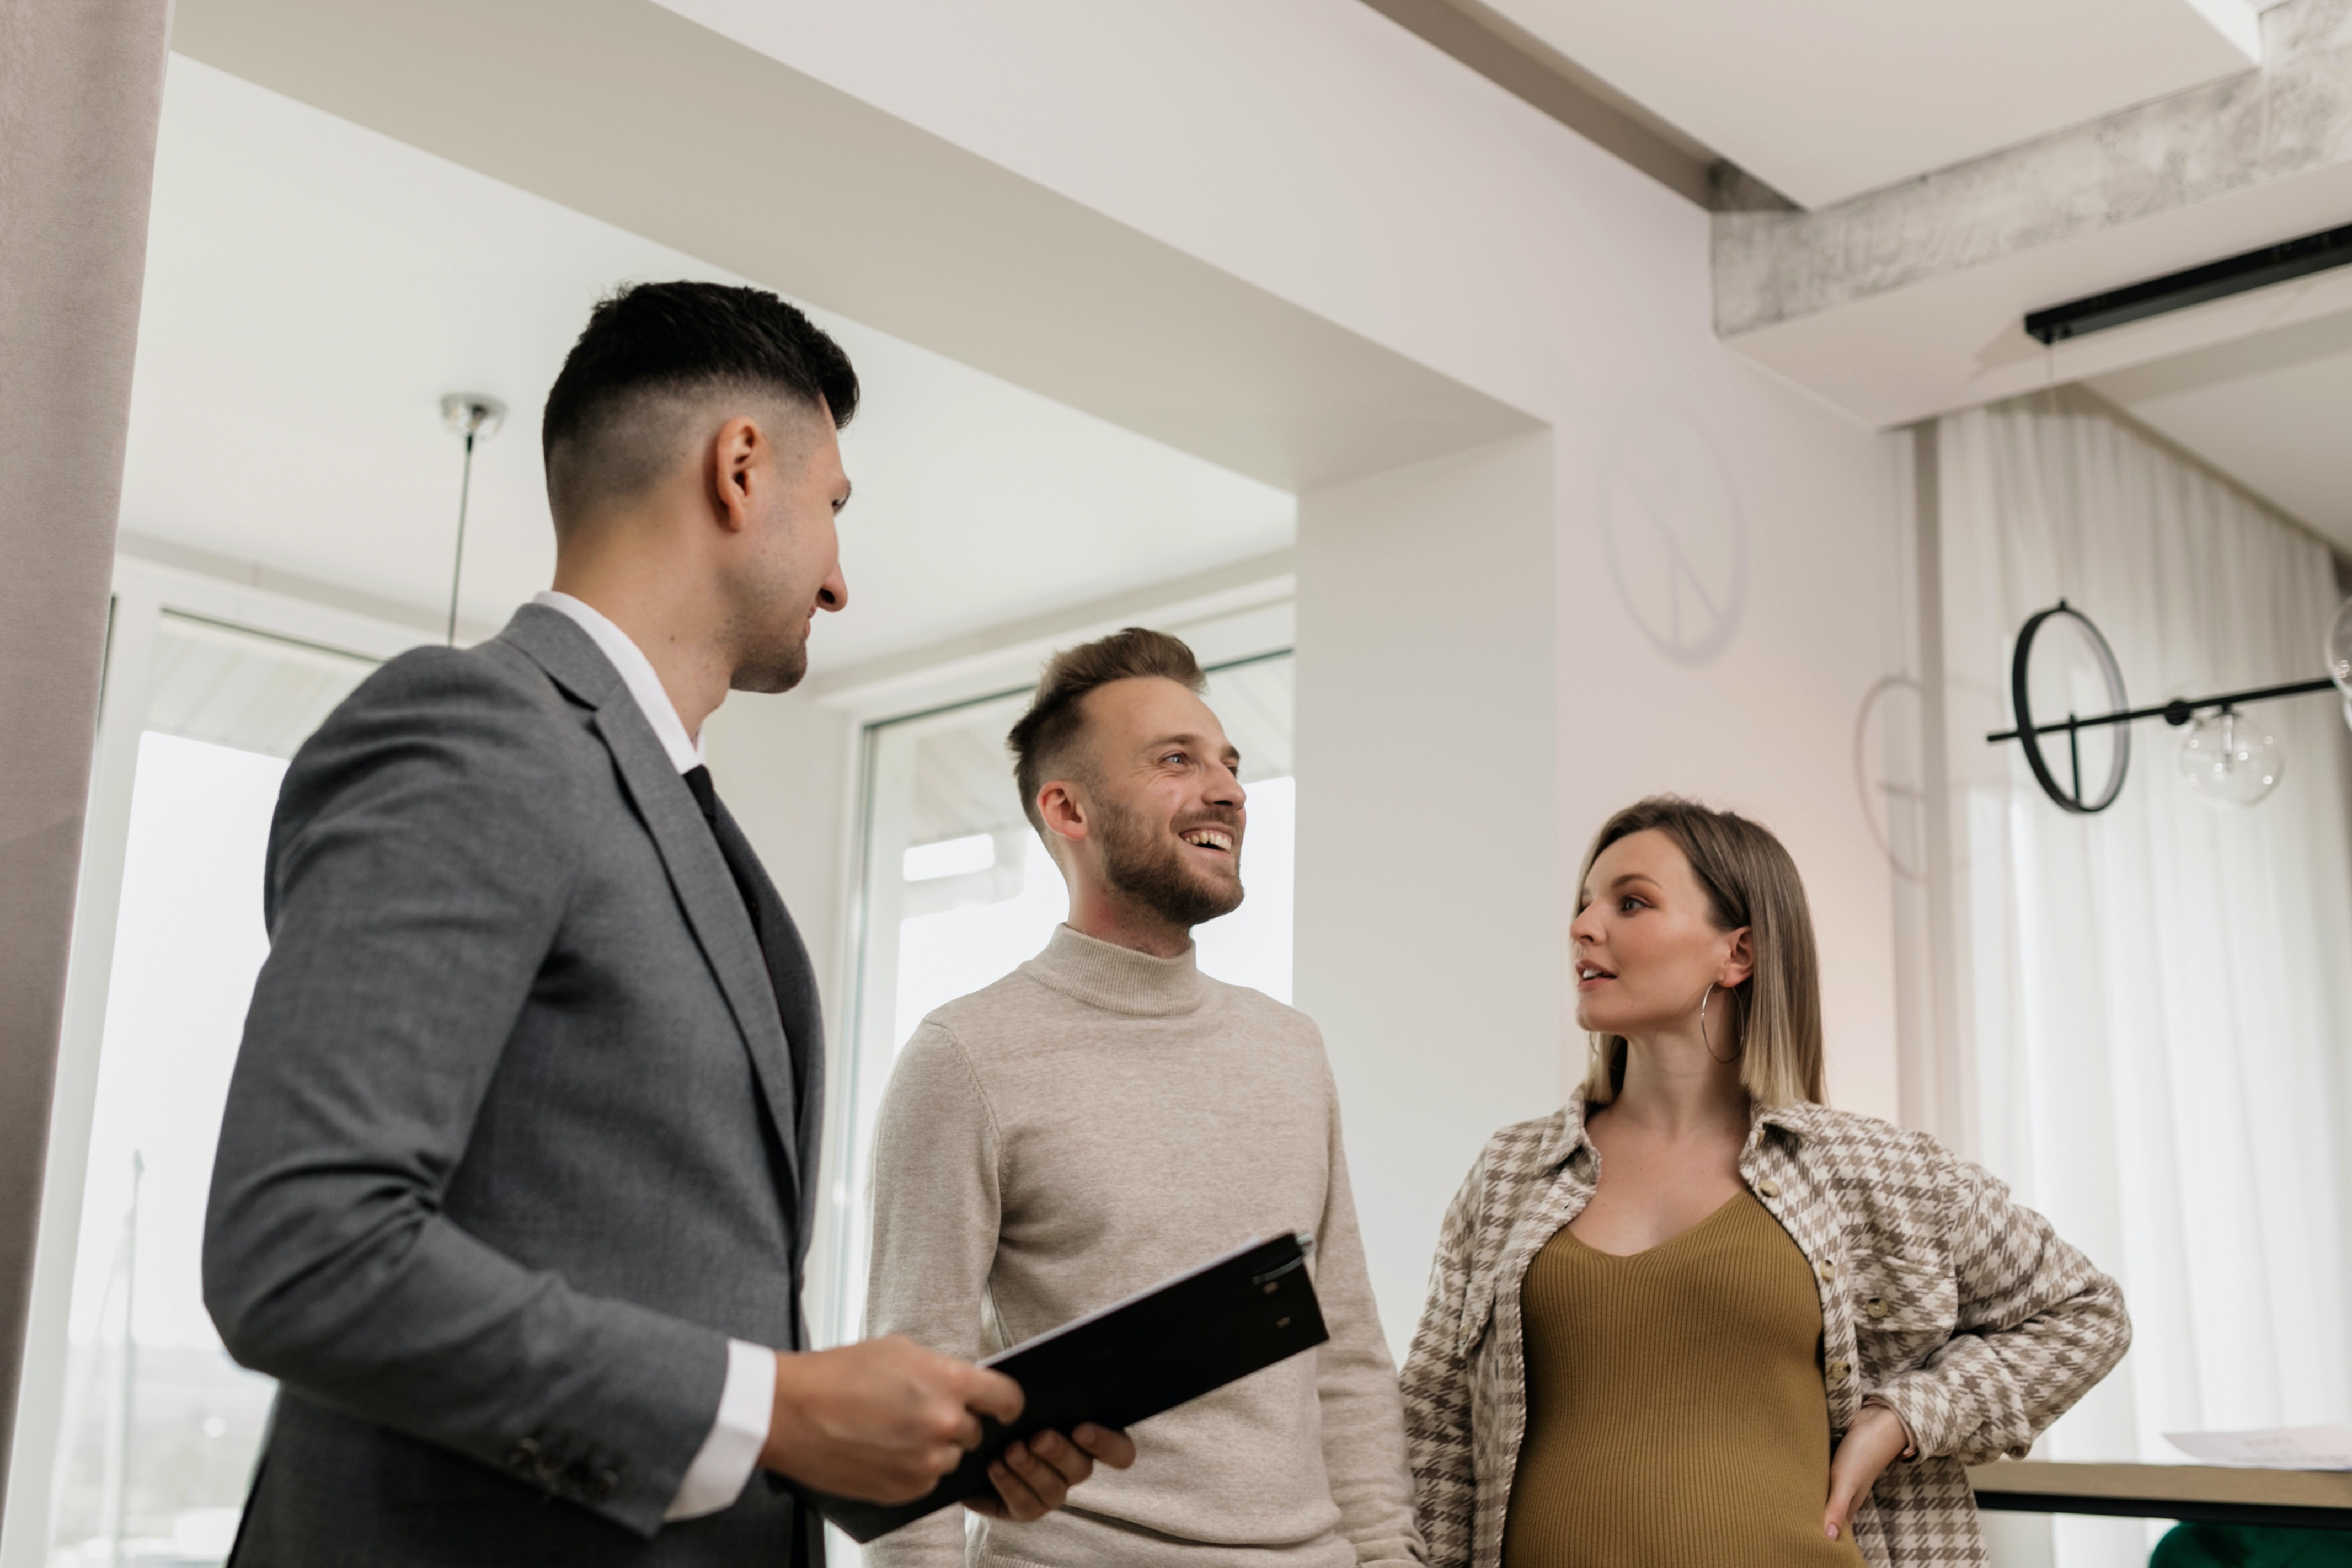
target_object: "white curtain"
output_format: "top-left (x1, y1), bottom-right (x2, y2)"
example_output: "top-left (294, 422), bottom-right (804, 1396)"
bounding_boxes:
top-left (1936, 390), bottom-right (2352, 1565)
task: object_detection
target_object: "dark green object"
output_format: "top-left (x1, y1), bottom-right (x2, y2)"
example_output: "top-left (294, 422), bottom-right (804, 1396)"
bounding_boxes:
top-left (2153, 1522), bottom-right (2352, 1566)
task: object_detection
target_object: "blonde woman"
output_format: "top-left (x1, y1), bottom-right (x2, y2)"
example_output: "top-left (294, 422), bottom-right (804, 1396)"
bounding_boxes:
top-left (1400, 798), bottom-right (2129, 1568)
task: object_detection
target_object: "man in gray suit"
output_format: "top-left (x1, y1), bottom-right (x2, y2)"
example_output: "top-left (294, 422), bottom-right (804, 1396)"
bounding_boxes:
top-left (203, 282), bottom-right (1131, 1566)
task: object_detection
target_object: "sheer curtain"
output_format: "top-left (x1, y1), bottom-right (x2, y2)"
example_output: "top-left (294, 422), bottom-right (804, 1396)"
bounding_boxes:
top-left (1934, 389), bottom-right (2352, 1565)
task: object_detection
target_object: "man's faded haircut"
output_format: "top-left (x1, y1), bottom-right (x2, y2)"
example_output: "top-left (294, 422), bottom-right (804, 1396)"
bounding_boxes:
top-left (1006, 628), bottom-right (1206, 837)
top-left (541, 280), bottom-right (859, 533)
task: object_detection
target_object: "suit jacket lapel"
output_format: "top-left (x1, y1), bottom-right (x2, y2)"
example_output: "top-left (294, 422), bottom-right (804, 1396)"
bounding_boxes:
top-left (499, 608), bottom-right (803, 1199)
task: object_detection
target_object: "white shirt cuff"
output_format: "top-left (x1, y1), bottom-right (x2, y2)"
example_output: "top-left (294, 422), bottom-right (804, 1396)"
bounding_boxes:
top-left (665, 1339), bottom-right (776, 1521)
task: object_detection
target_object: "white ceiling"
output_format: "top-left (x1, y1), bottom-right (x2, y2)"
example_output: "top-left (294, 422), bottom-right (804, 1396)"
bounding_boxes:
top-left (1480, 0), bottom-right (2262, 208)
top-left (122, 56), bottom-right (1295, 674)
top-left (2089, 306), bottom-right (2352, 555)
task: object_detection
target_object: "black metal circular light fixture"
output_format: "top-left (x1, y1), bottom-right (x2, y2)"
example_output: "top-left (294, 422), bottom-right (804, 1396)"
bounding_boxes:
top-left (1989, 598), bottom-right (2344, 813)
top-left (2006, 601), bottom-right (2130, 814)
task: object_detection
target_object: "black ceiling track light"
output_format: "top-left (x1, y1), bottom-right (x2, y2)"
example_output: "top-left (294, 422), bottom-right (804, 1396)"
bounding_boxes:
top-left (2023, 221), bottom-right (2352, 345)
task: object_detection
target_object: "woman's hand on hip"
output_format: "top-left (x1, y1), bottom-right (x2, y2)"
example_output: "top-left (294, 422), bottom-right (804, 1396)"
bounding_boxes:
top-left (1824, 1404), bottom-right (1913, 1543)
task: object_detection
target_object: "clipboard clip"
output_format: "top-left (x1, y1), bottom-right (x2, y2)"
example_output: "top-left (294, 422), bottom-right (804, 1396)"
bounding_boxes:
top-left (1251, 1234), bottom-right (1317, 1290)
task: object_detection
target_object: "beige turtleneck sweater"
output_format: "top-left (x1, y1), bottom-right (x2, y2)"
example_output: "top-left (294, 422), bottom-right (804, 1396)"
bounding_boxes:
top-left (863, 924), bottom-right (1422, 1568)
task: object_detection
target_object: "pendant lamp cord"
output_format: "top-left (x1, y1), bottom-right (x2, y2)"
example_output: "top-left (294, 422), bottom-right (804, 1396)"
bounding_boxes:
top-left (446, 429), bottom-right (475, 646)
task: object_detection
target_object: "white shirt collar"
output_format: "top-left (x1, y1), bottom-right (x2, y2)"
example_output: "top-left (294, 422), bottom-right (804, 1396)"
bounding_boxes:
top-left (531, 591), bottom-right (706, 775)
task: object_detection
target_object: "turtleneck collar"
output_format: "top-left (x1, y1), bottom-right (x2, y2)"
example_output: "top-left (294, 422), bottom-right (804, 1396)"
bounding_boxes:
top-left (1020, 923), bottom-right (1212, 1018)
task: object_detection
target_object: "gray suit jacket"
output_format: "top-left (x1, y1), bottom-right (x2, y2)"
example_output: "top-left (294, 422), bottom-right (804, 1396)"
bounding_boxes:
top-left (204, 604), bottom-right (825, 1566)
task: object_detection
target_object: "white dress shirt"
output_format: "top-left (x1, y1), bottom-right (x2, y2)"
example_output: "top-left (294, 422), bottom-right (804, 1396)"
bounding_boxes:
top-left (531, 592), bottom-right (778, 1521)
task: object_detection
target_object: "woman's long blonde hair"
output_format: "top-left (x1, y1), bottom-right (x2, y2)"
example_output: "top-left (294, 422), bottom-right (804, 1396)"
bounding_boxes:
top-left (1579, 796), bottom-right (1826, 1109)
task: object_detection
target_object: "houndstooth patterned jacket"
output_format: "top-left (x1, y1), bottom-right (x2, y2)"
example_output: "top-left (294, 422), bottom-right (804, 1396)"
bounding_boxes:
top-left (1398, 1091), bottom-right (2130, 1568)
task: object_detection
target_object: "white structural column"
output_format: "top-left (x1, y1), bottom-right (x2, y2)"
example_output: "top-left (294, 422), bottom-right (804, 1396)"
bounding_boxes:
top-left (1293, 433), bottom-right (1564, 1357)
top-left (0, 0), bottom-right (173, 1519)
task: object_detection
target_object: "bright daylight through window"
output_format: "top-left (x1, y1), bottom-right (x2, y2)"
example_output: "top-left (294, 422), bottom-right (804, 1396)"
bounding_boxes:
top-left (44, 616), bottom-right (377, 1568)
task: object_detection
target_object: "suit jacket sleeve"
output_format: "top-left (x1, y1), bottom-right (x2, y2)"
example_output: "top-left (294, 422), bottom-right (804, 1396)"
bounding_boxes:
top-left (859, 1019), bottom-right (1001, 1568)
top-left (202, 648), bottom-right (731, 1538)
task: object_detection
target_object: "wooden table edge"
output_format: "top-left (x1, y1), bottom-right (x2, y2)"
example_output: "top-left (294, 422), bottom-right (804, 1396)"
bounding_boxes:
top-left (1970, 1461), bottom-right (2352, 1531)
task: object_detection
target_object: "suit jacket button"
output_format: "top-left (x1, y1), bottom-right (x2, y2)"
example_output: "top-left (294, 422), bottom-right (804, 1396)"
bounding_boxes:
top-left (593, 1469), bottom-right (620, 1500)
top-left (1826, 1359), bottom-right (1850, 1387)
top-left (1756, 1178), bottom-right (1781, 1198)
top-left (508, 1438), bottom-right (541, 1471)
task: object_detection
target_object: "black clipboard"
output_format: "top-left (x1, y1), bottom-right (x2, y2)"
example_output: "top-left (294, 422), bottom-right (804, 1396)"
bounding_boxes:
top-left (810, 1231), bottom-right (1329, 1543)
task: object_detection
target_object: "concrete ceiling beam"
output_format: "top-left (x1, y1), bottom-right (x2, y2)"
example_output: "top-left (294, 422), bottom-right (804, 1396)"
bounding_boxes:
top-left (1715, 0), bottom-right (2352, 427)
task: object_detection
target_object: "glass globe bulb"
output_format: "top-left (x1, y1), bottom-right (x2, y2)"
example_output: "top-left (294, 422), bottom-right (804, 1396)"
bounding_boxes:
top-left (2331, 595), bottom-right (2352, 698)
top-left (2177, 708), bottom-right (2283, 807)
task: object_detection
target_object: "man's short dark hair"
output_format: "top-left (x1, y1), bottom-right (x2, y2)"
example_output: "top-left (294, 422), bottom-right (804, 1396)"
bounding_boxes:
top-left (1007, 628), bottom-right (1206, 837)
top-left (541, 280), bottom-right (859, 530)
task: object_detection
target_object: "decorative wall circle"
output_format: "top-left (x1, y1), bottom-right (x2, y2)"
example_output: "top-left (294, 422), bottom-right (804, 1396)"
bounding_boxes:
top-left (1853, 674), bottom-right (1929, 882)
top-left (1597, 402), bottom-right (1747, 665)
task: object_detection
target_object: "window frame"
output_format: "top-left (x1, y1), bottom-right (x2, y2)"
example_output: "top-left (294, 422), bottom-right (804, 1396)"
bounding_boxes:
top-left (4, 557), bottom-right (435, 1565)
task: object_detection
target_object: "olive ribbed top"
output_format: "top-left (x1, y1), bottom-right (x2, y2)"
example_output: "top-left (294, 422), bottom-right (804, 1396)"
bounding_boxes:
top-left (1500, 1191), bottom-right (1864, 1567)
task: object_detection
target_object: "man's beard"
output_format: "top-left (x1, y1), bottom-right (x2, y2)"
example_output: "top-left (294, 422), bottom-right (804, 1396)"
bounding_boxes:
top-left (1094, 797), bottom-right (1244, 929)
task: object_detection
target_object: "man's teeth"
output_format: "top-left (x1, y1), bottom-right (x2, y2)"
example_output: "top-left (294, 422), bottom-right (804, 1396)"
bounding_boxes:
top-left (1181, 829), bottom-right (1234, 851)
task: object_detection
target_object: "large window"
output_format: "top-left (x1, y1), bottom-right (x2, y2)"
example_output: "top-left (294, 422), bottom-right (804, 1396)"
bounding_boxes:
top-left (821, 652), bottom-right (1297, 1346)
top-left (10, 567), bottom-right (421, 1568)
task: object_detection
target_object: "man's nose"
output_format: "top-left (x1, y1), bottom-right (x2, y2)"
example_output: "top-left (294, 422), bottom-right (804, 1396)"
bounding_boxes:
top-left (1208, 760), bottom-right (1244, 805)
top-left (817, 565), bottom-right (848, 612)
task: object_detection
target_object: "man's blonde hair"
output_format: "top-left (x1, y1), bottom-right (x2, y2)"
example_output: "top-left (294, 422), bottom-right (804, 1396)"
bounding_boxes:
top-left (1004, 628), bottom-right (1205, 839)
top-left (1578, 796), bottom-right (1826, 1110)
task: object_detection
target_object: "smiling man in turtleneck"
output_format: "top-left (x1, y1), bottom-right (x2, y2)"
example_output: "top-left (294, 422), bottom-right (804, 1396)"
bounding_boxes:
top-left (863, 628), bottom-right (1423, 1568)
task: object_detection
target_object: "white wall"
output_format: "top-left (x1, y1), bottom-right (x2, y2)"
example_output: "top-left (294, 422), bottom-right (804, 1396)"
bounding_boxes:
top-left (704, 690), bottom-right (855, 1002)
top-left (662, 0), bottom-right (1905, 1225)
top-left (1296, 435), bottom-right (1564, 1352)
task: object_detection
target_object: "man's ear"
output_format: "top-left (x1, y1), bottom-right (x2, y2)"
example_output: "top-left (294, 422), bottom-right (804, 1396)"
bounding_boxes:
top-left (1036, 780), bottom-right (1089, 849)
top-left (709, 414), bottom-right (763, 536)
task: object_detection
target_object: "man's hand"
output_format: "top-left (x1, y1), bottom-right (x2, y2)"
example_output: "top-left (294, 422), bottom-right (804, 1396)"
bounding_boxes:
top-left (1823, 1403), bottom-right (1912, 1543)
top-left (760, 1336), bottom-right (1023, 1502)
top-left (965, 1424), bottom-right (1137, 1522)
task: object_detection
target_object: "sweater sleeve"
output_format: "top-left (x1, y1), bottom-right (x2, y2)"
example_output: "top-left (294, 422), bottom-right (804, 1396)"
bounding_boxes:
top-left (862, 1020), bottom-right (1002, 1568)
top-left (1865, 1147), bottom-right (2131, 1465)
top-left (1311, 1073), bottom-right (1428, 1566)
top-left (1397, 1147), bottom-right (1487, 1568)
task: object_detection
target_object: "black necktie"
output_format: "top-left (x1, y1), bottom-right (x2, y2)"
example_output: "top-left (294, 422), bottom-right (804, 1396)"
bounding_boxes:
top-left (683, 764), bottom-right (768, 960)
